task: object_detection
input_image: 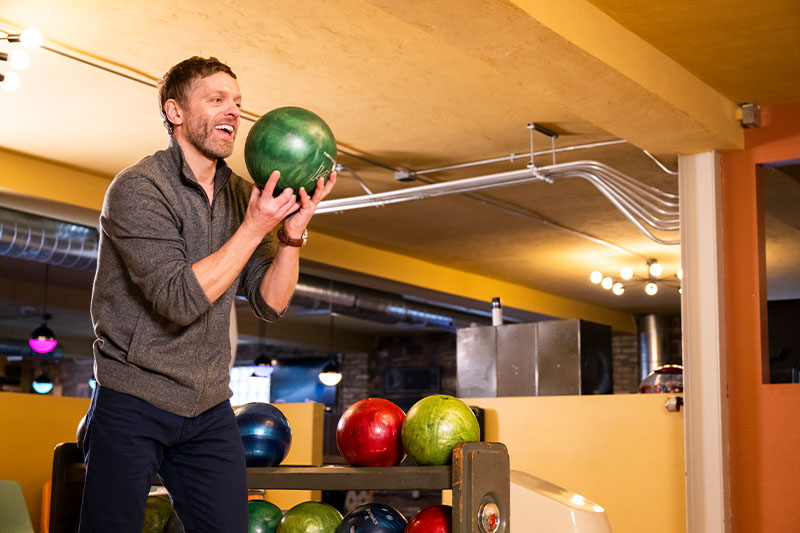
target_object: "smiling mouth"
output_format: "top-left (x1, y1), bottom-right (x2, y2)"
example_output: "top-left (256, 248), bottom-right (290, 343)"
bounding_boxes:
top-left (215, 124), bottom-right (234, 136)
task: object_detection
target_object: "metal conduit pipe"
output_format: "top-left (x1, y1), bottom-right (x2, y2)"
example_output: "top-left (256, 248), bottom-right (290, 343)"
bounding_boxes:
top-left (0, 207), bottom-right (491, 330)
top-left (316, 159), bottom-right (680, 245)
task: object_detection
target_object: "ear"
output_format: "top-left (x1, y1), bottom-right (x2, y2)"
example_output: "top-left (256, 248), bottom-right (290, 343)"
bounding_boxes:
top-left (164, 98), bottom-right (184, 127)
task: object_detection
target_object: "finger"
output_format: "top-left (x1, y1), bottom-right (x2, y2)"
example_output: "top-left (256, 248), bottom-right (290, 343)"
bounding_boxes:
top-left (312, 172), bottom-right (336, 204)
top-left (262, 170), bottom-right (281, 196)
top-left (298, 187), bottom-right (313, 207)
top-left (282, 201), bottom-right (301, 218)
top-left (249, 184), bottom-right (262, 203)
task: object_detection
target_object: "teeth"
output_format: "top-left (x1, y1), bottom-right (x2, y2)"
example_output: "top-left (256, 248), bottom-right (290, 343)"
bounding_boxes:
top-left (215, 125), bottom-right (233, 133)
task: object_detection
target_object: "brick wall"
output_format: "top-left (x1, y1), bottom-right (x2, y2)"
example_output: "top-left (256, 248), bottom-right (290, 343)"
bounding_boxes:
top-left (612, 331), bottom-right (639, 394)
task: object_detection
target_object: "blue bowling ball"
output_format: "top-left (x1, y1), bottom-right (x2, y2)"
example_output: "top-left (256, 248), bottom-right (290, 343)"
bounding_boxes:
top-left (234, 402), bottom-right (292, 467)
top-left (338, 503), bottom-right (407, 533)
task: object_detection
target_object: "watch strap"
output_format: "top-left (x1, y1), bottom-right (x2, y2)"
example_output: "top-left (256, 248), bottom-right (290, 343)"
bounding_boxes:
top-left (277, 227), bottom-right (307, 247)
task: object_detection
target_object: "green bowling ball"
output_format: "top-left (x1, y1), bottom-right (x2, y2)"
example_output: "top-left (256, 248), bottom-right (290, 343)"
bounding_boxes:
top-left (276, 501), bottom-right (342, 533)
top-left (142, 494), bottom-right (174, 533)
top-left (244, 106), bottom-right (337, 197)
top-left (249, 499), bottom-right (283, 533)
top-left (401, 394), bottom-right (480, 466)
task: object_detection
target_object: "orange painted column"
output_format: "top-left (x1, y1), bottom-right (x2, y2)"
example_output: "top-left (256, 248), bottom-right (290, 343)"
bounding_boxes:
top-left (721, 101), bottom-right (800, 532)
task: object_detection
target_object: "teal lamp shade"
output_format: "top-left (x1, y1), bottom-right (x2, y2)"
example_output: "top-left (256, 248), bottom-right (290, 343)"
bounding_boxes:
top-left (32, 373), bottom-right (54, 394)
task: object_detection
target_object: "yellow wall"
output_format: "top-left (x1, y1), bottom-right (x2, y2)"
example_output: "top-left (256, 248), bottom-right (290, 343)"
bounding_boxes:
top-left (465, 394), bottom-right (685, 533)
top-left (0, 392), bottom-right (90, 532)
top-left (0, 393), bottom-right (324, 531)
top-left (258, 402), bottom-right (324, 509)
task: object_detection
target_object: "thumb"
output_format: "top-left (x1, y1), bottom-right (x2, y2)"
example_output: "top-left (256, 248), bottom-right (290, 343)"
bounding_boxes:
top-left (249, 184), bottom-right (262, 203)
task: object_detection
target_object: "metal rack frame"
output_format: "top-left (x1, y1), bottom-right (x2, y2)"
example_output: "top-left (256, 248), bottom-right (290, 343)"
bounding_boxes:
top-left (50, 441), bottom-right (510, 532)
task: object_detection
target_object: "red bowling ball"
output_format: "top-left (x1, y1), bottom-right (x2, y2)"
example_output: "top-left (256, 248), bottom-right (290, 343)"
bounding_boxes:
top-left (405, 505), bottom-right (452, 533)
top-left (336, 398), bottom-right (406, 467)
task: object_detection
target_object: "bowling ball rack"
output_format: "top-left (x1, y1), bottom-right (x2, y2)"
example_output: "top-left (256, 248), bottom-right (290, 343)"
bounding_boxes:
top-left (49, 441), bottom-right (510, 532)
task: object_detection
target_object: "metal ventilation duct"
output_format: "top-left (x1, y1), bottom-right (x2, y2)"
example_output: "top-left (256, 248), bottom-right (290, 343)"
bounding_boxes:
top-left (637, 314), bottom-right (680, 381)
top-left (0, 206), bottom-right (491, 330)
top-left (0, 207), bottom-right (98, 270)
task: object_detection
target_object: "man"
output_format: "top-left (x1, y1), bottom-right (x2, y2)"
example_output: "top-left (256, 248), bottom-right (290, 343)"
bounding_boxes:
top-left (79, 56), bottom-right (336, 532)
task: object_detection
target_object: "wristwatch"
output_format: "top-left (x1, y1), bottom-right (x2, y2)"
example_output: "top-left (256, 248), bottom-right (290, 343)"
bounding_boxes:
top-left (277, 226), bottom-right (308, 247)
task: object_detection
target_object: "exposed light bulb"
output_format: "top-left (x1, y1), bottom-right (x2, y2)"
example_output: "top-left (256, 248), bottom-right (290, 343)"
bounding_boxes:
top-left (7, 50), bottom-right (30, 70)
top-left (649, 262), bottom-right (663, 277)
top-left (645, 282), bottom-right (658, 295)
top-left (677, 268), bottom-right (683, 280)
top-left (620, 267), bottom-right (633, 280)
top-left (601, 277), bottom-right (613, 290)
top-left (612, 282), bottom-right (625, 295)
top-left (0, 71), bottom-right (21, 92)
top-left (20, 28), bottom-right (44, 49)
top-left (590, 271), bottom-right (603, 284)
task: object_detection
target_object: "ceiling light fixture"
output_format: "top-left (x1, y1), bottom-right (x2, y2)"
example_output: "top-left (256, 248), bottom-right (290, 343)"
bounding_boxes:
top-left (1, 27), bottom-right (43, 93)
top-left (0, 71), bottom-right (20, 92)
top-left (4, 27), bottom-right (44, 49)
top-left (0, 49), bottom-right (29, 70)
top-left (589, 258), bottom-right (680, 297)
top-left (648, 259), bottom-right (663, 277)
top-left (319, 289), bottom-right (343, 386)
top-left (251, 353), bottom-right (275, 378)
top-left (319, 359), bottom-right (342, 386)
top-left (32, 372), bottom-right (54, 394)
top-left (29, 264), bottom-right (58, 354)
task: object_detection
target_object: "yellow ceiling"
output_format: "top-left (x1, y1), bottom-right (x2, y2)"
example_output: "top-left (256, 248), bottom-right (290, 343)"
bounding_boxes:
top-left (587, 0), bottom-right (800, 105)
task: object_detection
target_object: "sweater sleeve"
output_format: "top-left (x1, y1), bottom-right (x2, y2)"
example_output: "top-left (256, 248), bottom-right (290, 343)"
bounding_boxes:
top-left (239, 234), bottom-right (285, 322)
top-left (101, 174), bottom-right (211, 325)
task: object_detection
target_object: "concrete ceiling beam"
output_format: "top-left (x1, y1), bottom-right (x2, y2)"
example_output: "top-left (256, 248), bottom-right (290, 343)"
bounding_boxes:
top-left (367, 0), bottom-right (744, 154)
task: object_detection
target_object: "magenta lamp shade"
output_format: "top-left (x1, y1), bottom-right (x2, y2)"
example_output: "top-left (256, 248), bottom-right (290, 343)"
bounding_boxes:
top-left (29, 324), bottom-right (57, 354)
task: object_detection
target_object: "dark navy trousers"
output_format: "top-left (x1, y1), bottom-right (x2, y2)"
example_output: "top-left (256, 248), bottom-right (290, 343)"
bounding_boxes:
top-left (78, 386), bottom-right (248, 532)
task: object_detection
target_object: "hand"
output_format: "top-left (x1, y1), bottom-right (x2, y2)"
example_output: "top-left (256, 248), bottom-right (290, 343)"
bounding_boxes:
top-left (244, 171), bottom-right (300, 235)
top-left (282, 171), bottom-right (337, 238)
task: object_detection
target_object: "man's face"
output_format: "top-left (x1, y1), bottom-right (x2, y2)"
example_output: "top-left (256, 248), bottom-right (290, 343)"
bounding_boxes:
top-left (180, 72), bottom-right (242, 160)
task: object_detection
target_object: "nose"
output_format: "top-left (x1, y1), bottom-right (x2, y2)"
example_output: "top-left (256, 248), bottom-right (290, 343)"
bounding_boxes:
top-left (227, 100), bottom-right (241, 120)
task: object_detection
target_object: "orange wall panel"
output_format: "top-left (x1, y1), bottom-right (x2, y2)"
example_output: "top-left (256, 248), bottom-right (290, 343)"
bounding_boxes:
top-left (721, 101), bottom-right (800, 532)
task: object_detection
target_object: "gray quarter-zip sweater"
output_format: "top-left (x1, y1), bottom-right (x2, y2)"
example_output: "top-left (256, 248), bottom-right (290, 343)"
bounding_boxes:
top-left (91, 138), bottom-right (281, 417)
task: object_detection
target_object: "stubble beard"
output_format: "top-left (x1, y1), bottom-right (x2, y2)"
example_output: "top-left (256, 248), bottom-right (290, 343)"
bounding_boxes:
top-left (185, 115), bottom-right (236, 160)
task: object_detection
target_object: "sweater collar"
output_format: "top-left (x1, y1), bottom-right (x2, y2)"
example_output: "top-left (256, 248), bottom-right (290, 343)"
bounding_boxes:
top-left (166, 137), bottom-right (233, 193)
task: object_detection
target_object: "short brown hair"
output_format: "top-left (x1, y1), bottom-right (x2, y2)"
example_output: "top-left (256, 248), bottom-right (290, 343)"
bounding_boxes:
top-left (158, 56), bottom-right (237, 135)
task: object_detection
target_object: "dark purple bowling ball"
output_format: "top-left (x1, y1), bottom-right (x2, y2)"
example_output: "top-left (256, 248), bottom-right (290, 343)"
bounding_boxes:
top-left (234, 403), bottom-right (292, 467)
top-left (338, 503), bottom-right (407, 533)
